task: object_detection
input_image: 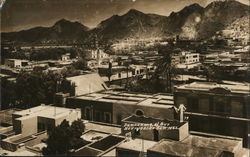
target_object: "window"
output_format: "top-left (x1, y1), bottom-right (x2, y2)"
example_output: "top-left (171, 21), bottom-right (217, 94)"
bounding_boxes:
top-left (104, 112), bottom-right (111, 123)
top-left (134, 129), bottom-right (140, 136)
top-left (95, 111), bottom-right (102, 122)
top-left (132, 70), bottom-right (135, 75)
top-left (231, 100), bottom-right (243, 117)
top-left (117, 115), bottom-right (122, 125)
top-left (118, 73), bottom-right (121, 78)
top-left (21, 62), bottom-right (28, 66)
top-left (85, 107), bottom-right (92, 120)
top-left (187, 96), bottom-right (199, 112)
top-left (153, 129), bottom-right (159, 141)
top-left (135, 109), bottom-right (144, 116)
top-left (215, 99), bottom-right (225, 113)
top-left (213, 97), bottom-right (230, 115)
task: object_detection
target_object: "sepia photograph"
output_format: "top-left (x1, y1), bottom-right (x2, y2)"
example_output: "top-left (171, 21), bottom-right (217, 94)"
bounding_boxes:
top-left (0, 0), bottom-right (249, 156)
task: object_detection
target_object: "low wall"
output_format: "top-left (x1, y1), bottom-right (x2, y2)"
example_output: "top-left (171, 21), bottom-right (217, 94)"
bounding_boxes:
top-left (0, 126), bottom-right (13, 134)
top-left (1, 131), bottom-right (47, 152)
top-left (25, 131), bottom-right (47, 147)
top-left (1, 134), bottom-right (22, 151)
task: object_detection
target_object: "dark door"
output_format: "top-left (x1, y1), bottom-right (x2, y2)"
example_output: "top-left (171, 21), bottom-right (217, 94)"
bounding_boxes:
top-left (153, 129), bottom-right (159, 141)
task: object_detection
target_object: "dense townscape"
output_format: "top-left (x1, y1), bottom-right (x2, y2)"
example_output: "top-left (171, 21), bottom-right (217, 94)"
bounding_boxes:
top-left (0, 0), bottom-right (249, 156)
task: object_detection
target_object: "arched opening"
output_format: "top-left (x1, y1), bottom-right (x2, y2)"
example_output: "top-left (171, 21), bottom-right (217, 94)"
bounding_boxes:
top-left (153, 129), bottom-right (159, 141)
top-left (135, 109), bottom-right (144, 117)
top-left (85, 107), bottom-right (92, 120)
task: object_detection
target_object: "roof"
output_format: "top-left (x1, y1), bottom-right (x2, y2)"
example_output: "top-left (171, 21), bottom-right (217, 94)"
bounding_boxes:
top-left (5, 59), bottom-right (29, 62)
top-left (175, 82), bottom-right (250, 94)
top-left (148, 139), bottom-right (223, 157)
top-left (13, 105), bottom-right (80, 120)
top-left (73, 91), bottom-right (174, 108)
top-left (148, 135), bottom-right (244, 157)
top-left (182, 135), bottom-right (242, 153)
top-left (67, 73), bottom-right (108, 96)
top-left (174, 75), bottom-right (206, 81)
top-left (84, 122), bottom-right (121, 135)
top-left (74, 135), bottom-right (124, 156)
top-left (73, 146), bottom-right (102, 156)
top-left (123, 115), bottom-right (186, 127)
top-left (117, 138), bottom-right (157, 152)
top-left (81, 130), bottom-right (109, 142)
top-left (89, 135), bottom-right (124, 151)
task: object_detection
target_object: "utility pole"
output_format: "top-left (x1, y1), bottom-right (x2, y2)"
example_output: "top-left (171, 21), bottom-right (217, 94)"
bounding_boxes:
top-left (139, 138), bottom-right (145, 157)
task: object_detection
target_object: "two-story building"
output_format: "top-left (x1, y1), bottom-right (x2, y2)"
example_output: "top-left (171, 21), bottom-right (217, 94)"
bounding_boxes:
top-left (172, 51), bottom-right (200, 69)
top-left (66, 91), bottom-right (175, 125)
top-left (174, 82), bottom-right (250, 148)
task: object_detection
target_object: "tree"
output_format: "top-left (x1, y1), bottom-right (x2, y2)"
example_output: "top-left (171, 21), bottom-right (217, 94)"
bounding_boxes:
top-left (15, 71), bottom-right (46, 108)
top-left (203, 66), bottom-right (215, 82)
top-left (60, 79), bottom-right (76, 96)
top-left (154, 53), bottom-right (177, 93)
top-left (72, 58), bottom-right (88, 70)
top-left (105, 62), bottom-right (113, 86)
top-left (42, 119), bottom-right (86, 156)
top-left (61, 66), bottom-right (81, 77)
top-left (42, 120), bottom-right (71, 155)
top-left (71, 119), bottom-right (85, 138)
top-left (126, 76), bottom-right (164, 93)
top-left (124, 61), bottom-right (130, 88)
top-left (11, 70), bottom-right (75, 109)
top-left (1, 78), bottom-right (17, 109)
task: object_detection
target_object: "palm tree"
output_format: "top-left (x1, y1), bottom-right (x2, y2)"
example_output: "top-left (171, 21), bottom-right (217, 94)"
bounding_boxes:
top-left (154, 53), bottom-right (177, 93)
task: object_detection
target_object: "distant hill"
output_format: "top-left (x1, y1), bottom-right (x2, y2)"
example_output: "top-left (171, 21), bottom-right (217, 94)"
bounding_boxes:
top-left (91, 9), bottom-right (166, 40)
top-left (196, 0), bottom-right (249, 39)
top-left (163, 3), bottom-right (204, 38)
top-left (2, 19), bottom-right (89, 43)
top-left (2, 0), bottom-right (249, 43)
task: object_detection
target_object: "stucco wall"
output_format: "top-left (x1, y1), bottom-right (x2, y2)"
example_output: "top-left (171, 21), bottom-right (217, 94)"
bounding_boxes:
top-left (121, 121), bottom-right (189, 142)
top-left (113, 103), bottom-right (175, 125)
top-left (19, 116), bottom-right (38, 137)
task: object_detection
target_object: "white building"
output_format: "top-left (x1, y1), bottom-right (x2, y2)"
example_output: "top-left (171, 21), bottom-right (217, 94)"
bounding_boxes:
top-left (90, 49), bottom-right (109, 60)
top-left (172, 51), bottom-right (200, 69)
top-left (5, 59), bottom-right (29, 68)
top-left (61, 53), bottom-right (70, 61)
top-left (86, 49), bottom-right (110, 67)
top-left (179, 51), bottom-right (199, 64)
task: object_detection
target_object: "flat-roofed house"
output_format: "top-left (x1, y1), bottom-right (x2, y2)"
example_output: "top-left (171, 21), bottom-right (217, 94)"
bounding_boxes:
top-left (147, 136), bottom-right (248, 157)
top-left (66, 73), bottom-right (108, 96)
top-left (1, 105), bottom-right (81, 151)
top-left (66, 91), bottom-right (175, 125)
top-left (116, 113), bottom-right (248, 157)
top-left (5, 59), bottom-right (29, 68)
top-left (174, 82), bottom-right (250, 148)
top-left (12, 105), bottom-right (81, 136)
top-left (172, 51), bottom-right (200, 69)
top-left (121, 115), bottom-right (189, 142)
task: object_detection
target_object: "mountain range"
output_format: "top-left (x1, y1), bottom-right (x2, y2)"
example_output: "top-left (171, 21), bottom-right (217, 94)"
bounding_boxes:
top-left (2, 0), bottom-right (249, 43)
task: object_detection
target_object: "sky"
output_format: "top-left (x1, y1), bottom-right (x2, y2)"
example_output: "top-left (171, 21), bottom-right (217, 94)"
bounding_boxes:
top-left (0, 0), bottom-right (249, 32)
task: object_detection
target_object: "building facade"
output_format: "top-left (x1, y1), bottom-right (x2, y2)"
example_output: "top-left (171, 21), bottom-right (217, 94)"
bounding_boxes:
top-left (172, 51), bottom-right (200, 69)
top-left (174, 82), bottom-right (250, 148)
top-left (5, 59), bottom-right (29, 68)
top-left (66, 91), bottom-right (175, 125)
